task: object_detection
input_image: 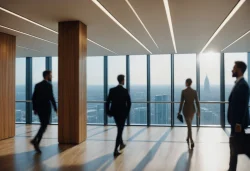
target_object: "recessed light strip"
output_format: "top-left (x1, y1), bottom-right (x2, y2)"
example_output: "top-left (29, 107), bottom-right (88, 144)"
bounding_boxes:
top-left (0, 25), bottom-right (58, 45)
top-left (0, 7), bottom-right (58, 34)
top-left (87, 38), bottom-right (117, 54)
top-left (222, 29), bottom-right (250, 52)
top-left (163, 0), bottom-right (177, 53)
top-left (0, 6), bottom-right (118, 54)
top-left (17, 45), bottom-right (42, 53)
top-left (125, 0), bottom-right (159, 49)
top-left (92, 0), bottom-right (152, 54)
top-left (200, 0), bottom-right (246, 54)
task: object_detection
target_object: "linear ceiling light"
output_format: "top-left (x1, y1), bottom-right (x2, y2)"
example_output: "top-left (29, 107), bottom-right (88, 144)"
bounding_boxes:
top-left (0, 25), bottom-right (57, 44)
top-left (222, 29), bottom-right (250, 51)
top-left (163, 0), bottom-right (177, 53)
top-left (0, 6), bottom-right (117, 54)
top-left (92, 0), bottom-right (152, 54)
top-left (199, 0), bottom-right (246, 54)
top-left (0, 7), bottom-right (58, 34)
top-left (87, 38), bottom-right (117, 54)
top-left (125, 0), bottom-right (159, 49)
top-left (17, 45), bottom-right (42, 53)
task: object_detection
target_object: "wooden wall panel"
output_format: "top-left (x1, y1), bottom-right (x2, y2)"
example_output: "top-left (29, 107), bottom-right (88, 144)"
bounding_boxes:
top-left (0, 32), bottom-right (16, 140)
top-left (58, 21), bottom-right (87, 144)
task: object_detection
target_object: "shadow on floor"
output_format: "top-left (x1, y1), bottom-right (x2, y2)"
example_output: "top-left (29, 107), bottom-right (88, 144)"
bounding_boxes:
top-left (48, 153), bottom-right (114, 171)
top-left (174, 149), bottom-right (193, 171)
top-left (0, 144), bottom-right (73, 171)
top-left (132, 128), bottom-right (172, 171)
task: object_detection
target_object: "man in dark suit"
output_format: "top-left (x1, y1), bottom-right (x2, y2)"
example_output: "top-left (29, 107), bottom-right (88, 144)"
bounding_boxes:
top-left (106, 75), bottom-right (131, 157)
top-left (31, 70), bottom-right (57, 153)
top-left (228, 61), bottom-right (250, 171)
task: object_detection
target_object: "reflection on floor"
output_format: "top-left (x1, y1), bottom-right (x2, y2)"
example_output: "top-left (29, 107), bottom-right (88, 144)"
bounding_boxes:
top-left (0, 125), bottom-right (249, 171)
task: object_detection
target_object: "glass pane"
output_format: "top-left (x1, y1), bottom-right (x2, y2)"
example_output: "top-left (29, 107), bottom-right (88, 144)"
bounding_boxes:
top-left (87, 103), bottom-right (104, 124)
top-left (16, 102), bottom-right (26, 123)
top-left (224, 53), bottom-right (248, 126)
top-left (130, 55), bottom-right (147, 125)
top-left (87, 57), bottom-right (104, 124)
top-left (150, 55), bottom-right (171, 125)
top-left (107, 56), bottom-right (126, 125)
top-left (200, 53), bottom-right (220, 125)
top-left (16, 58), bottom-right (26, 123)
top-left (52, 57), bottom-right (58, 123)
top-left (174, 54), bottom-right (197, 126)
top-left (32, 57), bottom-right (46, 123)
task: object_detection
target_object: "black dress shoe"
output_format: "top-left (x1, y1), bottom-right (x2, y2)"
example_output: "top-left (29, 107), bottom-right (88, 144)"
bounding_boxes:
top-left (113, 151), bottom-right (121, 157)
top-left (191, 142), bottom-right (195, 149)
top-left (30, 139), bottom-right (41, 153)
top-left (120, 144), bottom-right (126, 151)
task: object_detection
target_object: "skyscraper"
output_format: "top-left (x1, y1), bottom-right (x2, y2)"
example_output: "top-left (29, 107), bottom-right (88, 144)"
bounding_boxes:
top-left (204, 75), bottom-right (210, 93)
top-left (155, 95), bottom-right (169, 124)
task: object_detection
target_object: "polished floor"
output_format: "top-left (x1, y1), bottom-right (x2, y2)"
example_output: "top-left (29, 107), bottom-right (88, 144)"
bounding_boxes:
top-left (0, 125), bottom-right (250, 171)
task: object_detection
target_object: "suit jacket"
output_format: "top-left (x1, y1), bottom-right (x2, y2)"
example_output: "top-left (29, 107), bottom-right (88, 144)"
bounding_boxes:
top-left (106, 85), bottom-right (131, 117)
top-left (179, 87), bottom-right (200, 118)
top-left (228, 78), bottom-right (250, 128)
top-left (32, 80), bottom-right (57, 116)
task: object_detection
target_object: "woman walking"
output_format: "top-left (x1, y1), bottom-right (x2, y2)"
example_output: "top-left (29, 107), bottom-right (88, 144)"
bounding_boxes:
top-left (178, 78), bottom-right (200, 148)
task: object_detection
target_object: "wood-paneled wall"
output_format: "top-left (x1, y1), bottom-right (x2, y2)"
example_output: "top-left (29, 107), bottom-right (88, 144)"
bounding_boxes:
top-left (0, 32), bottom-right (16, 140)
top-left (58, 21), bottom-right (87, 144)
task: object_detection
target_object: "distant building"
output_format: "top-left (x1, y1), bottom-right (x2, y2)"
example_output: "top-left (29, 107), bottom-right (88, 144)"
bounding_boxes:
top-left (154, 95), bottom-right (169, 124)
top-left (133, 107), bottom-right (147, 124)
top-left (204, 75), bottom-right (210, 93)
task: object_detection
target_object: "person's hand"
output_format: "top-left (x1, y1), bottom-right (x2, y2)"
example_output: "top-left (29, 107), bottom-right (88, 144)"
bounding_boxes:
top-left (34, 110), bottom-right (38, 115)
top-left (178, 113), bottom-right (181, 116)
top-left (235, 124), bottom-right (242, 133)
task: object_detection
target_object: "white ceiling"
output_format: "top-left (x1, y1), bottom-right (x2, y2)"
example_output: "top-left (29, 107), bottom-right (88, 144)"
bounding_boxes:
top-left (0, 0), bottom-right (249, 57)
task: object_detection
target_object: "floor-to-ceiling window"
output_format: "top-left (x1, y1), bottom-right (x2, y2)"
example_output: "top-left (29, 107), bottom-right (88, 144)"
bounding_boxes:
top-left (224, 53), bottom-right (248, 126)
top-left (87, 56), bottom-right (104, 124)
top-left (200, 53), bottom-right (220, 125)
top-left (174, 54), bottom-right (197, 126)
top-left (51, 57), bottom-right (58, 123)
top-left (107, 55), bottom-right (126, 124)
top-left (16, 58), bottom-right (26, 123)
top-left (150, 54), bottom-right (171, 125)
top-left (32, 57), bottom-right (46, 123)
top-left (130, 55), bottom-right (147, 125)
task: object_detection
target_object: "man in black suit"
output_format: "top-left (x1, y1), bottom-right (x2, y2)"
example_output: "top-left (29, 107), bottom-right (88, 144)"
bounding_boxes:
top-left (228, 61), bottom-right (250, 171)
top-left (31, 70), bottom-right (57, 153)
top-left (106, 75), bottom-right (131, 157)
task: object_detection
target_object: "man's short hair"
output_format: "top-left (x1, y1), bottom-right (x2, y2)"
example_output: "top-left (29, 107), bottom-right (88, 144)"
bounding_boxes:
top-left (117, 74), bottom-right (125, 83)
top-left (235, 61), bottom-right (247, 74)
top-left (43, 70), bottom-right (51, 79)
top-left (186, 78), bottom-right (192, 86)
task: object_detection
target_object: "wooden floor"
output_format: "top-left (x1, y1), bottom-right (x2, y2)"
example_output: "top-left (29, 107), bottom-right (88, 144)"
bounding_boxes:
top-left (0, 125), bottom-right (249, 171)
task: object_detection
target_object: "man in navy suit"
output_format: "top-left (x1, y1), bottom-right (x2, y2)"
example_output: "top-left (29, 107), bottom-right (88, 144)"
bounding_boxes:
top-left (31, 70), bottom-right (57, 153)
top-left (106, 75), bottom-right (131, 157)
top-left (228, 61), bottom-right (250, 171)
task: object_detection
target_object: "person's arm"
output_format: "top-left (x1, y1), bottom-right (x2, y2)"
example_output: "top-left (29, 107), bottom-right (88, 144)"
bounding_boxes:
top-left (49, 84), bottom-right (57, 112)
top-left (126, 90), bottom-right (131, 113)
top-left (106, 89), bottom-right (112, 115)
top-left (194, 91), bottom-right (200, 116)
top-left (232, 84), bottom-right (248, 125)
top-left (32, 85), bottom-right (38, 113)
top-left (178, 90), bottom-right (184, 114)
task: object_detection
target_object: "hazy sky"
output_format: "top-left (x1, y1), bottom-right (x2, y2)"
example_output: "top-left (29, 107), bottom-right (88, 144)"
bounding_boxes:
top-left (16, 53), bottom-right (248, 86)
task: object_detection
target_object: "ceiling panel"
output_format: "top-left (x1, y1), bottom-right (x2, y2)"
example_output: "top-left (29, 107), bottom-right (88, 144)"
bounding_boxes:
top-left (169, 0), bottom-right (238, 53)
top-left (224, 32), bottom-right (250, 52)
top-left (206, 0), bottom-right (250, 53)
top-left (0, 0), bottom-right (148, 56)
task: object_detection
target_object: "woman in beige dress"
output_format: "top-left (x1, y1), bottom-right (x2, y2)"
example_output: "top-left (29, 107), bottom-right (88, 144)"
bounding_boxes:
top-left (178, 78), bottom-right (200, 148)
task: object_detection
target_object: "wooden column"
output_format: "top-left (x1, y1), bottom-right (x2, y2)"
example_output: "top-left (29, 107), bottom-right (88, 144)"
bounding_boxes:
top-left (58, 21), bottom-right (87, 144)
top-left (0, 32), bottom-right (16, 140)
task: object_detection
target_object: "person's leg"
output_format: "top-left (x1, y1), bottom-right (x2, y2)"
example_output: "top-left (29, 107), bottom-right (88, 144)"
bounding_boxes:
top-left (229, 125), bottom-right (237, 171)
top-left (35, 113), bottom-right (50, 145)
top-left (120, 117), bottom-right (126, 146)
top-left (114, 117), bottom-right (122, 153)
top-left (185, 117), bottom-right (192, 142)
